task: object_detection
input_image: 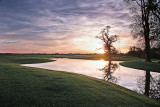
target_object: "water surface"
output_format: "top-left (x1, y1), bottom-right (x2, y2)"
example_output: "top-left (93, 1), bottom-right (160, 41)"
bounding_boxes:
top-left (22, 58), bottom-right (160, 92)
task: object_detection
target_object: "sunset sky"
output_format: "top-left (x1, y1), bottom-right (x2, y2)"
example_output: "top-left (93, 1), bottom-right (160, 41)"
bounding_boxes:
top-left (0, 0), bottom-right (137, 54)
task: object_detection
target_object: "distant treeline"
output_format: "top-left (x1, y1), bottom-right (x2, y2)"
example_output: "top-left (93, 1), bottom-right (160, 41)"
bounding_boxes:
top-left (126, 46), bottom-right (160, 59)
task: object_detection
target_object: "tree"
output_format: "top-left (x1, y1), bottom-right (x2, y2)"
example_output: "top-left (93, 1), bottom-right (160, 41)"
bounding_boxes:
top-left (135, 71), bottom-right (160, 100)
top-left (128, 46), bottom-right (144, 57)
top-left (124, 0), bottom-right (160, 62)
top-left (100, 61), bottom-right (119, 83)
top-left (150, 0), bottom-right (160, 21)
top-left (97, 26), bottom-right (118, 60)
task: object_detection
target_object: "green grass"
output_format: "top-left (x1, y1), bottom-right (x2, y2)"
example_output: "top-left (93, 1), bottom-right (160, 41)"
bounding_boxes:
top-left (0, 54), bottom-right (132, 61)
top-left (0, 54), bottom-right (160, 106)
top-left (119, 57), bottom-right (160, 72)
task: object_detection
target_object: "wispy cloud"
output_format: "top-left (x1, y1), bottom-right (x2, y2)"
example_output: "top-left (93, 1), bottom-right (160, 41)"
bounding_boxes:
top-left (0, 0), bottom-right (136, 53)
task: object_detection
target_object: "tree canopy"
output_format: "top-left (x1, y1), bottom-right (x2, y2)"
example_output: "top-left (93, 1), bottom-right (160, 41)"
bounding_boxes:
top-left (97, 26), bottom-right (118, 59)
top-left (124, 0), bottom-right (160, 62)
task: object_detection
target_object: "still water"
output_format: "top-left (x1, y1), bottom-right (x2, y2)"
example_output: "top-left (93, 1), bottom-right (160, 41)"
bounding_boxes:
top-left (22, 58), bottom-right (160, 99)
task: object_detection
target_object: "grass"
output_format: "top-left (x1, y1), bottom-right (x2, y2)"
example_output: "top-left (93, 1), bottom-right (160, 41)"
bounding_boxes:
top-left (0, 54), bottom-right (160, 106)
top-left (119, 57), bottom-right (160, 72)
top-left (0, 54), bottom-right (132, 61)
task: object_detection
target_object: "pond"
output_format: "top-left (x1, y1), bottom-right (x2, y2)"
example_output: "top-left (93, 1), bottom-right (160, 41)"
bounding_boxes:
top-left (22, 58), bottom-right (160, 100)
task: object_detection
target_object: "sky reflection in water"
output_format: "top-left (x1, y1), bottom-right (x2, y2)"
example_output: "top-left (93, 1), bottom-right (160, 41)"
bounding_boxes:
top-left (22, 58), bottom-right (160, 91)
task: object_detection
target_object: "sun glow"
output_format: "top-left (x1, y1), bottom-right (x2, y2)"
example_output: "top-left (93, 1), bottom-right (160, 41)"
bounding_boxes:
top-left (97, 49), bottom-right (105, 54)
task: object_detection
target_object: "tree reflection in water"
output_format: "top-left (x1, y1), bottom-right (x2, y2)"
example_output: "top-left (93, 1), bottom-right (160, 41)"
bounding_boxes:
top-left (135, 71), bottom-right (160, 100)
top-left (100, 61), bottom-right (119, 83)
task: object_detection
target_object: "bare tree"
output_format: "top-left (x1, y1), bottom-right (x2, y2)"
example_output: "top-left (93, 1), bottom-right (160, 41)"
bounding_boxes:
top-left (150, 0), bottom-right (160, 21)
top-left (135, 71), bottom-right (160, 100)
top-left (97, 26), bottom-right (118, 60)
top-left (100, 61), bottom-right (119, 83)
top-left (124, 0), bottom-right (160, 62)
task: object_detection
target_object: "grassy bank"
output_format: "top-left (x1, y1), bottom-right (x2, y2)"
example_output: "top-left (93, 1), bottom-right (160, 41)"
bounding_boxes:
top-left (119, 58), bottom-right (160, 72)
top-left (0, 54), bottom-right (132, 61)
top-left (0, 54), bottom-right (160, 106)
top-left (2, 54), bottom-right (159, 72)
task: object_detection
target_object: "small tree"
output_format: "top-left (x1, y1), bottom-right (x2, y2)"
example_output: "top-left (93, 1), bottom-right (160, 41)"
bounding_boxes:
top-left (100, 61), bottom-right (119, 83)
top-left (97, 26), bottom-right (118, 60)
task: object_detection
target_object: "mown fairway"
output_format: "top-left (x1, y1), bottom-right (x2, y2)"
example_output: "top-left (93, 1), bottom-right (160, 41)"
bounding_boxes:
top-left (0, 54), bottom-right (159, 106)
top-left (120, 59), bottom-right (160, 73)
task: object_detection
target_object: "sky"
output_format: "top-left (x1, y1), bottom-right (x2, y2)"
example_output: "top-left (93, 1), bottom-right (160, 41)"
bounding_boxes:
top-left (0, 0), bottom-right (137, 54)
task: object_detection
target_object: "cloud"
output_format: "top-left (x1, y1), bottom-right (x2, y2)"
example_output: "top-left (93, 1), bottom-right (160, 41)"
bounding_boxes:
top-left (0, 0), bottom-right (135, 53)
top-left (0, 41), bottom-right (16, 44)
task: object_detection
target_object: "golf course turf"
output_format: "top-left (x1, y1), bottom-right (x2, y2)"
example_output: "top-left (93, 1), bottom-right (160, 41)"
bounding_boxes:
top-left (119, 59), bottom-right (160, 73)
top-left (0, 54), bottom-right (159, 106)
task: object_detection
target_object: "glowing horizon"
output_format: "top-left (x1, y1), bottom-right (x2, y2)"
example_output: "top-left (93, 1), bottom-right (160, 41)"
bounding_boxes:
top-left (0, 0), bottom-right (137, 54)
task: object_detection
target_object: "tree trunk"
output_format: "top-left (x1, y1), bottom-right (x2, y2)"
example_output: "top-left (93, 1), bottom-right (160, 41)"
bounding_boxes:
top-left (144, 32), bottom-right (151, 62)
top-left (144, 70), bottom-right (150, 96)
top-left (144, 12), bottom-right (151, 62)
top-left (108, 46), bottom-right (111, 61)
